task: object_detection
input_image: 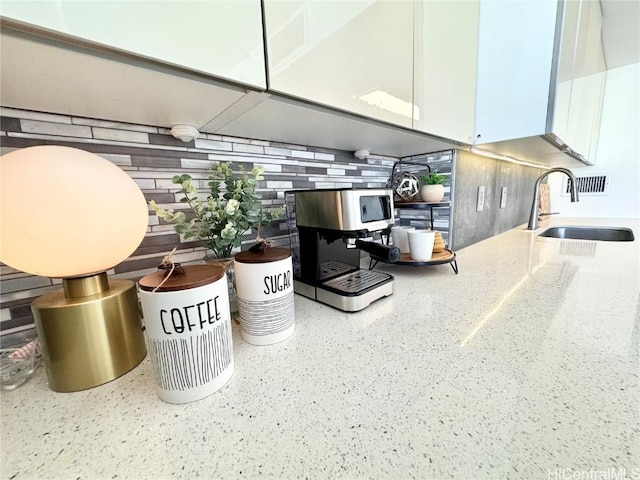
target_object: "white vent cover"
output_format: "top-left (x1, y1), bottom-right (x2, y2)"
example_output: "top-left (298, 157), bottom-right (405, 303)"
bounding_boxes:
top-left (562, 172), bottom-right (610, 196)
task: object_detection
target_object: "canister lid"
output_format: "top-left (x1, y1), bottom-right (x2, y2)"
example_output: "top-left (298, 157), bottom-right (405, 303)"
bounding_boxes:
top-left (138, 264), bottom-right (225, 292)
top-left (234, 247), bottom-right (292, 264)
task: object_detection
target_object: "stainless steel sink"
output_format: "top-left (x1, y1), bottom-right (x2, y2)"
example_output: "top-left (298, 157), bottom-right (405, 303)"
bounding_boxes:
top-left (539, 226), bottom-right (635, 241)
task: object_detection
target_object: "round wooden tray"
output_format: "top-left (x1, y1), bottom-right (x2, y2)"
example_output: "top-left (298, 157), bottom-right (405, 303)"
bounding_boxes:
top-left (394, 248), bottom-right (456, 266)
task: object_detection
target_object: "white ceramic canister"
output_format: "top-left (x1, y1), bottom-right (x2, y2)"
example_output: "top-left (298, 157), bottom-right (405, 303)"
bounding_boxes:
top-left (234, 248), bottom-right (295, 346)
top-left (138, 265), bottom-right (234, 404)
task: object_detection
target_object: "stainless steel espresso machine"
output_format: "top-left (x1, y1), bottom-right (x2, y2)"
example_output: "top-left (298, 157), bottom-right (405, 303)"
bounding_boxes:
top-left (287, 189), bottom-right (400, 312)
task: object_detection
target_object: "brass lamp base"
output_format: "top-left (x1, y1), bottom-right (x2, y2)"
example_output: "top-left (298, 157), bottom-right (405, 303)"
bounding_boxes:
top-left (31, 272), bottom-right (147, 392)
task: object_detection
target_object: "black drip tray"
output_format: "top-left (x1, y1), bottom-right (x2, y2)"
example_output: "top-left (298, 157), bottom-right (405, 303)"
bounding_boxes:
top-left (322, 269), bottom-right (392, 294)
top-left (318, 260), bottom-right (357, 282)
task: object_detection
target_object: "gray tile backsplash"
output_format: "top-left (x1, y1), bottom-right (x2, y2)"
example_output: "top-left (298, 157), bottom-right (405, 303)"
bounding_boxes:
top-left (0, 107), bottom-right (396, 342)
top-left (0, 107), bottom-right (542, 344)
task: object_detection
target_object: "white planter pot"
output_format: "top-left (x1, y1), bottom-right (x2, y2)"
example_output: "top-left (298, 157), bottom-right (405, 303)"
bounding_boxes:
top-left (420, 184), bottom-right (445, 202)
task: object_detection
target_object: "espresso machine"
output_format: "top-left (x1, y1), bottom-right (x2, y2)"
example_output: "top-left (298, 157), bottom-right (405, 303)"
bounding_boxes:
top-left (287, 188), bottom-right (400, 312)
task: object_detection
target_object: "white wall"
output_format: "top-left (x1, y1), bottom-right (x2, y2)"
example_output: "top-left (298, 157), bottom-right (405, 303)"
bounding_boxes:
top-left (548, 62), bottom-right (640, 218)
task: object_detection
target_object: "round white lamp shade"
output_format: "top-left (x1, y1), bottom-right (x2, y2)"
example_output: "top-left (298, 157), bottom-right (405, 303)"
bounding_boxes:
top-left (0, 146), bottom-right (149, 278)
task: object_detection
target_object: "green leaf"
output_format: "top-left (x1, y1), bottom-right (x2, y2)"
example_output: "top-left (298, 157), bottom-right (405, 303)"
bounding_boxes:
top-left (147, 160), bottom-right (285, 253)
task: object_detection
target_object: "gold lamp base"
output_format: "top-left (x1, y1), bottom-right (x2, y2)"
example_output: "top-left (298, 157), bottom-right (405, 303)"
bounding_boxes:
top-left (31, 272), bottom-right (147, 392)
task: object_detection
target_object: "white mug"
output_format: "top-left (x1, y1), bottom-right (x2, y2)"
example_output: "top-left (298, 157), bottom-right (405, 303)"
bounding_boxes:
top-left (390, 226), bottom-right (415, 254)
top-left (407, 230), bottom-right (436, 261)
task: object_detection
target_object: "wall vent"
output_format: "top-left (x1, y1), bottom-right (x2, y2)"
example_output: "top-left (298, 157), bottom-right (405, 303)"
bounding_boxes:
top-left (562, 173), bottom-right (610, 196)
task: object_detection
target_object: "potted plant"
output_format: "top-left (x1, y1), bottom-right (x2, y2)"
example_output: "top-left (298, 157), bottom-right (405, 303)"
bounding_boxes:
top-left (150, 162), bottom-right (284, 261)
top-left (149, 162), bottom-right (284, 314)
top-left (418, 171), bottom-right (447, 202)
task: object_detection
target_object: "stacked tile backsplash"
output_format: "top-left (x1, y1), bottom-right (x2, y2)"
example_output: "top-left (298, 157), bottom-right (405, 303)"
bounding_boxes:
top-left (0, 107), bottom-right (397, 346)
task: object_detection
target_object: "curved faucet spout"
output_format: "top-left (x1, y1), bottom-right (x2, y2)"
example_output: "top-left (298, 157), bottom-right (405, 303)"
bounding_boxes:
top-left (527, 167), bottom-right (579, 230)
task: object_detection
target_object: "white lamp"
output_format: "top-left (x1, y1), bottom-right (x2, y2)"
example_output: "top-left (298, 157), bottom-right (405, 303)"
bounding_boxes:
top-left (0, 146), bottom-right (149, 392)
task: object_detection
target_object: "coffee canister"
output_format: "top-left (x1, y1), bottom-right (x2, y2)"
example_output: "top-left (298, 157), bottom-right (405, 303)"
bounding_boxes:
top-left (234, 248), bottom-right (295, 346)
top-left (138, 265), bottom-right (234, 404)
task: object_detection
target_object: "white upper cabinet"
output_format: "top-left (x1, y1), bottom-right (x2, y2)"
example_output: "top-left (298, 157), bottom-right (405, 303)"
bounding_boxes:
top-left (551, 0), bottom-right (581, 146)
top-left (473, 0), bottom-right (606, 164)
top-left (562, 0), bottom-right (607, 163)
top-left (0, 0), bottom-right (267, 88)
top-left (413, 1), bottom-right (479, 144)
top-left (263, 0), bottom-right (414, 128)
top-left (0, 0), bottom-right (607, 165)
top-left (474, 0), bottom-right (559, 145)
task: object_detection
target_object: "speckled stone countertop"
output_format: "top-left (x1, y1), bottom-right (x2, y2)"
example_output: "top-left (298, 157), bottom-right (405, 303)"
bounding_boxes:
top-left (2, 217), bottom-right (639, 480)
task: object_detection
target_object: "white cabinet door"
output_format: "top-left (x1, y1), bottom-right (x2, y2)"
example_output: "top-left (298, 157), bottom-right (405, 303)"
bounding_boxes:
top-left (552, 0), bottom-right (581, 145)
top-left (564, 0), bottom-right (606, 163)
top-left (413, 1), bottom-right (479, 144)
top-left (263, 0), bottom-right (414, 128)
top-left (0, 28), bottom-right (249, 132)
top-left (0, 0), bottom-right (266, 88)
top-left (473, 0), bottom-right (559, 144)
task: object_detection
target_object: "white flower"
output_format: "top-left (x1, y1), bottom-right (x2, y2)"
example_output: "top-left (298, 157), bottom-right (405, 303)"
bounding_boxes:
top-left (225, 199), bottom-right (239, 215)
top-left (221, 223), bottom-right (237, 239)
top-left (252, 166), bottom-right (265, 180)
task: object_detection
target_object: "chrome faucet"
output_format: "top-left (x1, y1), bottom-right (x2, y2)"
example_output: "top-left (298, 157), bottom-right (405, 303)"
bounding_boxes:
top-left (527, 167), bottom-right (579, 230)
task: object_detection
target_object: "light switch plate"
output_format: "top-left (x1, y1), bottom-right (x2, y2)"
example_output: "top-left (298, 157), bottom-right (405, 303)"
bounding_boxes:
top-left (477, 186), bottom-right (485, 212)
top-left (500, 187), bottom-right (507, 208)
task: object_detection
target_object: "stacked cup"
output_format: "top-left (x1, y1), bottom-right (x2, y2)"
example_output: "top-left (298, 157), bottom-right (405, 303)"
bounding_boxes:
top-left (391, 226), bottom-right (437, 262)
top-left (390, 226), bottom-right (414, 254)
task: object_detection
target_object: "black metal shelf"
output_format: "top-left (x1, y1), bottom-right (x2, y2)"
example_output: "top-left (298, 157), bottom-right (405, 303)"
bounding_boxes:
top-left (393, 249), bottom-right (458, 274)
top-left (369, 246), bottom-right (459, 274)
top-left (394, 201), bottom-right (450, 209)
top-left (388, 151), bottom-right (456, 266)
top-left (394, 201), bottom-right (451, 230)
